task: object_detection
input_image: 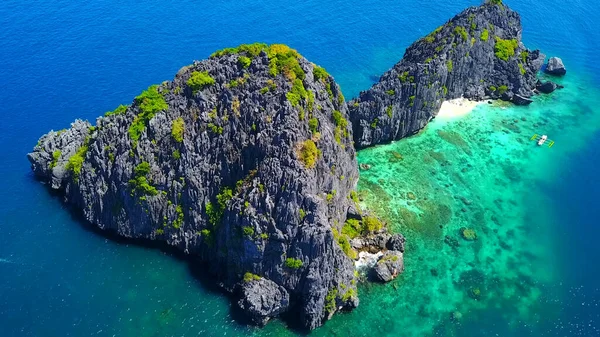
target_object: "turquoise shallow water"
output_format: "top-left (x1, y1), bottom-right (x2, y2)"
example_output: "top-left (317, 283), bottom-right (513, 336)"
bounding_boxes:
top-left (1, 1), bottom-right (600, 336)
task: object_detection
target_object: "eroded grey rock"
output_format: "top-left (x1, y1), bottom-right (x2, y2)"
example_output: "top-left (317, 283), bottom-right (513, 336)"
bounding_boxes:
top-left (28, 44), bottom-right (360, 330)
top-left (372, 251), bottom-right (404, 282)
top-left (349, 2), bottom-right (546, 148)
top-left (386, 233), bottom-right (406, 253)
top-left (545, 57), bottom-right (566, 76)
top-left (236, 277), bottom-right (289, 326)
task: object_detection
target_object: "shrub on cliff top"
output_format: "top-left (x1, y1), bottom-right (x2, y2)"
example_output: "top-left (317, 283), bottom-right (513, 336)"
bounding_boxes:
top-left (298, 139), bottom-right (320, 168)
top-left (129, 85), bottom-right (168, 142)
top-left (313, 65), bottom-right (329, 82)
top-left (210, 43), bottom-right (268, 58)
top-left (268, 44), bottom-right (304, 81)
top-left (187, 71), bottom-right (215, 92)
top-left (494, 37), bottom-right (518, 61)
top-left (104, 104), bottom-right (128, 117)
top-left (238, 56), bottom-right (251, 68)
top-left (171, 117), bottom-right (185, 143)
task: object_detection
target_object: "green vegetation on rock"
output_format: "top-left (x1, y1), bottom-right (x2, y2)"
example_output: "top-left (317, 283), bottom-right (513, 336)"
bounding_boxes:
top-left (173, 205), bottom-right (184, 229)
top-left (313, 65), bottom-right (329, 82)
top-left (519, 63), bottom-right (526, 75)
top-left (267, 44), bottom-right (305, 81)
top-left (453, 26), bottom-right (468, 41)
top-left (447, 60), bottom-right (454, 72)
top-left (308, 117), bottom-right (319, 134)
top-left (104, 104), bottom-right (128, 117)
top-left (128, 162), bottom-right (158, 196)
top-left (129, 85), bottom-right (168, 142)
top-left (50, 150), bottom-right (61, 169)
top-left (494, 37), bottom-right (518, 61)
top-left (243, 272), bottom-right (261, 282)
top-left (187, 71), bottom-right (215, 92)
top-left (324, 288), bottom-right (338, 314)
top-left (206, 187), bottom-right (233, 227)
top-left (480, 29), bottom-right (489, 41)
top-left (284, 257), bottom-right (303, 269)
top-left (238, 56), bottom-right (251, 68)
top-left (298, 139), bottom-right (320, 168)
top-left (171, 117), bottom-right (184, 143)
top-left (66, 137), bottom-right (90, 180)
top-left (242, 226), bottom-right (254, 237)
top-left (498, 85), bottom-right (508, 95)
top-left (286, 79), bottom-right (308, 107)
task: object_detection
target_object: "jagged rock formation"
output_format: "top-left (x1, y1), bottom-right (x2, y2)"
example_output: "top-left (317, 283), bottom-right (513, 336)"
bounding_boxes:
top-left (349, 1), bottom-right (546, 148)
top-left (372, 251), bottom-right (404, 282)
top-left (28, 43), bottom-right (400, 330)
top-left (236, 275), bottom-right (290, 326)
top-left (545, 56), bottom-right (566, 76)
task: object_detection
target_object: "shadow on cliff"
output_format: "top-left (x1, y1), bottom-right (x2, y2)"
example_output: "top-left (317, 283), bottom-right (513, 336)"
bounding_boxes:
top-left (34, 176), bottom-right (312, 333)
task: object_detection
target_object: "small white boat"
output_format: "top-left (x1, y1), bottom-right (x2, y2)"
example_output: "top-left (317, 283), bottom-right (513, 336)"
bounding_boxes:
top-left (530, 134), bottom-right (555, 148)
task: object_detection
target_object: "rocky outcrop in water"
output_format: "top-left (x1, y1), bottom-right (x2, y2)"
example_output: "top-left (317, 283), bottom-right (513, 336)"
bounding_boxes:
top-left (349, 1), bottom-right (546, 148)
top-left (236, 275), bottom-right (290, 326)
top-left (372, 251), bottom-right (404, 282)
top-left (28, 43), bottom-right (394, 330)
top-left (545, 57), bottom-right (566, 76)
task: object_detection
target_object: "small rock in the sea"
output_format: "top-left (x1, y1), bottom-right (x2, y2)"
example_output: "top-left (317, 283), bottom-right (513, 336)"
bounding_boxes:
top-left (406, 192), bottom-right (416, 200)
top-left (372, 251), bottom-right (404, 282)
top-left (545, 56), bottom-right (566, 76)
top-left (359, 163), bottom-right (372, 170)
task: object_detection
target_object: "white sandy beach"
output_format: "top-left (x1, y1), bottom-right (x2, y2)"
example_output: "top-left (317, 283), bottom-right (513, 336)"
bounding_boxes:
top-left (436, 97), bottom-right (482, 119)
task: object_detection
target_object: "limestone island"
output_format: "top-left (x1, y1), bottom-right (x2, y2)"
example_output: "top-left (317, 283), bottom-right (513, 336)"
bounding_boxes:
top-left (28, 0), bottom-right (561, 331)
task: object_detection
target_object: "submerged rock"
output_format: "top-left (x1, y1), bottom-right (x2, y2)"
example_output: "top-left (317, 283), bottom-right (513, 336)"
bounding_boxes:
top-left (545, 57), bottom-right (566, 76)
top-left (512, 94), bottom-right (534, 105)
top-left (537, 80), bottom-right (563, 94)
top-left (28, 43), bottom-right (361, 330)
top-left (349, 2), bottom-right (545, 147)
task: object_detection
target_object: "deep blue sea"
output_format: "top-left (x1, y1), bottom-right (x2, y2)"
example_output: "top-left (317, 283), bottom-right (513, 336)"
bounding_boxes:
top-left (1, 1), bottom-right (599, 336)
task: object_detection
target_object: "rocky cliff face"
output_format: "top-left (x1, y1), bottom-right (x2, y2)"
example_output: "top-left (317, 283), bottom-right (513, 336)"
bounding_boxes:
top-left (28, 44), bottom-right (370, 329)
top-left (349, 1), bottom-right (546, 148)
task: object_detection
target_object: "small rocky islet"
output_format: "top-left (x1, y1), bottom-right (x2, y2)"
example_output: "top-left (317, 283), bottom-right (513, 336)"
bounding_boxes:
top-left (27, 0), bottom-right (564, 331)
